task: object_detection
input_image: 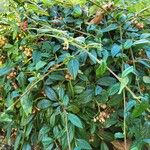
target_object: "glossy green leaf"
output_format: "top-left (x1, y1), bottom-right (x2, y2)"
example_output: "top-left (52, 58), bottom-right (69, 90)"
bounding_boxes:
top-left (22, 143), bottom-right (31, 150)
top-left (35, 61), bottom-right (47, 70)
top-left (67, 105), bottom-right (80, 113)
top-left (62, 95), bottom-right (69, 106)
top-left (101, 142), bottom-right (109, 150)
top-left (72, 5), bottom-right (82, 17)
top-left (111, 44), bottom-right (121, 57)
top-left (37, 99), bottom-right (51, 109)
top-left (68, 113), bottom-right (83, 128)
top-left (76, 139), bottom-right (92, 150)
top-left (74, 86), bottom-right (85, 94)
top-left (67, 59), bottom-right (79, 79)
top-left (132, 101), bottom-right (149, 118)
top-left (143, 76), bottom-right (150, 84)
top-left (133, 39), bottom-right (150, 45)
top-left (95, 85), bottom-right (103, 95)
top-left (0, 113), bottom-right (12, 122)
top-left (131, 146), bottom-right (138, 150)
top-left (124, 39), bottom-right (133, 49)
top-left (0, 66), bottom-right (11, 77)
top-left (14, 132), bottom-right (22, 150)
top-left (125, 100), bottom-right (136, 112)
top-left (118, 77), bottom-right (129, 94)
top-left (97, 77), bottom-right (117, 86)
top-left (44, 86), bottom-right (57, 101)
top-left (122, 66), bottom-right (135, 77)
top-left (88, 50), bottom-right (97, 64)
top-left (108, 83), bottom-right (120, 96)
top-left (50, 113), bottom-right (55, 127)
top-left (143, 139), bottom-right (150, 144)
top-left (74, 147), bottom-right (81, 150)
top-left (21, 94), bottom-right (32, 116)
top-left (42, 137), bottom-right (53, 146)
top-left (114, 132), bottom-right (124, 139)
top-left (96, 60), bottom-right (107, 77)
top-left (102, 24), bottom-right (118, 32)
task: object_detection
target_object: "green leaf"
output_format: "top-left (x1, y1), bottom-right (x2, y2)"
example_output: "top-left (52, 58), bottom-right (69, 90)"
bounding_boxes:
top-left (14, 132), bottom-right (22, 150)
top-left (102, 24), bottom-right (118, 32)
top-left (114, 132), bottom-right (124, 139)
top-left (140, 33), bottom-right (150, 39)
top-left (21, 94), bottom-right (32, 116)
top-left (37, 99), bottom-right (51, 109)
top-left (76, 139), bottom-right (92, 150)
top-left (0, 113), bottom-right (12, 122)
top-left (68, 113), bottom-right (83, 128)
top-left (74, 147), bottom-right (81, 150)
top-left (132, 101), bottom-right (149, 118)
top-left (72, 5), bottom-right (82, 17)
top-left (122, 66), bottom-right (135, 77)
top-left (133, 39), bottom-right (150, 45)
top-left (124, 39), bottom-right (133, 49)
top-left (97, 77), bottom-right (117, 86)
top-left (17, 72), bottom-right (26, 88)
top-left (35, 61), bottom-right (47, 70)
top-left (0, 66), bottom-right (11, 76)
top-left (88, 50), bottom-right (97, 64)
top-left (126, 100), bottom-right (136, 112)
top-left (100, 131), bottom-right (114, 142)
top-left (42, 137), bottom-right (53, 146)
top-left (45, 86), bottom-right (57, 101)
top-left (108, 83), bottom-right (120, 96)
top-left (38, 126), bottom-right (50, 141)
top-left (143, 76), bottom-right (150, 84)
top-left (96, 60), bottom-right (107, 77)
top-left (131, 146), bottom-right (138, 150)
top-left (58, 87), bottom-right (64, 99)
top-left (75, 36), bottom-right (85, 43)
top-left (111, 44), bottom-right (121, 57)
top-left (95, 85), bottom-right (102, 95)
top-left (74, 86), bottom-right (85, 94)
top-left (118, 77), bottom-right (129, 94)
top-left (138, 60), bottom-right (150, 68)
top-left (25, 123), bottom-right (33, 137)
top-left (67, 58), bottom-right (79, 79)
top-left (143, 139), bottom-right (150, 144)
top-left (67, 105), bottom-right (80, 113)
top-left (104, 118), bottom-right (117, 128)
top-left (101, 142), bottom-right (109, 150)
top-left (62, 95), bottom-right (69, 106)
top-left (22, 143), bottom-right (31, 150)
top-left (50, 113), bottom-right (55, 127)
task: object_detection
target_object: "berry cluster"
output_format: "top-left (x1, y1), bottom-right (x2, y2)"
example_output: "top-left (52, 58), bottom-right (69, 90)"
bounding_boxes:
top-left (11, 82), bottom-right (18, 90)
top-left (0, 36), bottom-right (7, 48)
top-left (132, 20), bottom-right (144, 29)
top-left (102, 2), bottom-right (114, 11)
top-left (65, 72), bottom-right (73, 80)
top-left (93, 104), bottom-right (115, 123)
top-left (0, 55), bottom-right (5, 66)
top-left (20, 46), bottom-right (33, 57)
top-left (63, 41), bottom-right (69, 50)
top-left (7, 71), bottom-right (17, 79)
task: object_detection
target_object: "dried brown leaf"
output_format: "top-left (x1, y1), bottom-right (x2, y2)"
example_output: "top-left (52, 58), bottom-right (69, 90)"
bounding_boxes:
top-left (111, 140), bottom-right (132, 150)
top-left (89, 11), bottom-right (104, 24)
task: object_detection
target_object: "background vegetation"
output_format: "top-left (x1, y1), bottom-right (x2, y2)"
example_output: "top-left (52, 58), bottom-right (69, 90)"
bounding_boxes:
top-left (0, 0), bottom-right (150, 149)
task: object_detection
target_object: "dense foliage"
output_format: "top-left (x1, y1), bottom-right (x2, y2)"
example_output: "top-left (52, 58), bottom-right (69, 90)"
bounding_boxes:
top-left (0, 0), bottom-right (150, 149)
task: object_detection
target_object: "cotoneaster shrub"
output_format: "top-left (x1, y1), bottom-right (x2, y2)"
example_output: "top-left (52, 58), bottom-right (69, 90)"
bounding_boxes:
top-left (0, 0), bottom-right (150, 149)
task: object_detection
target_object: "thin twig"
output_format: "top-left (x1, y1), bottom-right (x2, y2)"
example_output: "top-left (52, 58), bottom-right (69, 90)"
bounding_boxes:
top-left (64, 110), bottom-right (71, 150)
